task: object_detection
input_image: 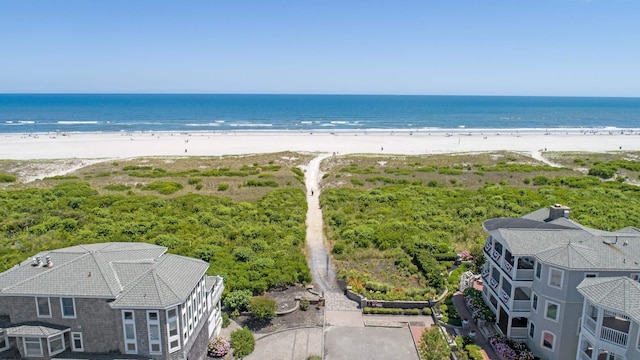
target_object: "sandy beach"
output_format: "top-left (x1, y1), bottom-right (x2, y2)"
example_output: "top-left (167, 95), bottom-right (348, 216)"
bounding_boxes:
top-left (1, 131), bottom-right (639, 161)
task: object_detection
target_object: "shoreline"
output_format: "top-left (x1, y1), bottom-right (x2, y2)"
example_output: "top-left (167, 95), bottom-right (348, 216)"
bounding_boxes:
top-left (1, 130), bottom-right (639, 161)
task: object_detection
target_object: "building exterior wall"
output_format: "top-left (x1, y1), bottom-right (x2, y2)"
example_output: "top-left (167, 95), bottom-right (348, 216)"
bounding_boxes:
top-left (0, 295), bottom-right (123, 354)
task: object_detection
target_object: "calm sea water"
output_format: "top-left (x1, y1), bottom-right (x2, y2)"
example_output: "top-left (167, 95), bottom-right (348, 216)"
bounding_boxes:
top-left (1, 94), bottom-right (639, 134)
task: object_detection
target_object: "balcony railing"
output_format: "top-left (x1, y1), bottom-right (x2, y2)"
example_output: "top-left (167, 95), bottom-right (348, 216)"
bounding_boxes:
top-left (502, 259), bottom-right (514, 276)
top-left (583, 316), bottom-right (596, 336)
top-left (489, 277), bottom-right (499, 290)
top-left (514, 268), bottom-right (534, 281)
top-left (600, 326), bottom-right (628, 347)
top-left (491, 249), bottom-right (501, 262)
top-left (481, 268), bottom-right (490, 279)
top-left (500, 289), bottom-right (511, 304)
top-left (510, 327), bottom-right (528, 339)
top-left (512, 299), bottom-right (530, 311)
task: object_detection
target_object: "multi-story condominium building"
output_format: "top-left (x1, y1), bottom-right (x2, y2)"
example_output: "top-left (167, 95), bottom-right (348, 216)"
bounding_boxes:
top-left (0, 242), bottom-right (224, 360)
top-left (577, 277), bottom-right (640, 360)
top-left (480, 204), bottom-right (640, 360)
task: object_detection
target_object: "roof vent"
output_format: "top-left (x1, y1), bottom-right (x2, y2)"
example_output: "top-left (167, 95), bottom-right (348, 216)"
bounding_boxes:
top-left (31, 256), bottom-right (43, 267)
top-left (44, 256), bottom-right (53, 268)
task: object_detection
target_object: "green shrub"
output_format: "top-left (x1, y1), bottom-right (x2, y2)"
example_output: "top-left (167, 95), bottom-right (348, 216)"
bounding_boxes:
top-left (307, 356), bottom-right (322, 360)
top-left (142, 181), bottom-right (183, 195)
top-left (249, 296), bottom-right (277, 321)
top-left (423, 307), bottom-right (432, 315)
top-left (404, 308), bottom-right (420, 315)
top-left (104, 184), bottom-right (131, 191)
top-left (245, 179), bottom-right (279, 187)
top-left (351, 179), bottom-right (364, 186)
top-left (465, 344), bottom-right (484, 360)
top-left (223, 290), bottom-right (252, 313)
top-left (230, 327), bottom-right (255, 358)
top-left (300, 299), bottom-right (310, 311)
top-left (217, 183), bottom-right (230, 191)
top-left (0, 173), bottom-right (16, 182)
top-left (188, 177), bottom-right (202, 185)
top-left (222, 312), bottom-right (230, 328)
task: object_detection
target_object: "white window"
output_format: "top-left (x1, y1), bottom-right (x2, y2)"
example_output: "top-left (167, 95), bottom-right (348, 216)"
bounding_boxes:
top-left (24, 337), bottom-right (43, 357)
top-left (548, 268), bottom-right (563, 288)
top-left (60, 297), bottom-right (76, 318)
top-left (122, 310), bottom-right (137, 354)
top-left (71, 332), bottom-right (84, 352)
top-left (181, 302), bottom-right (188, 342)
top-left (48, 333), bottom-right (65, 356)
top-left (0, 330), bottom-right (8, 351)
top-left (545, 300), bottom-right (560, 322)
top-left (542, 331), bottom-right (555, 351)
top-left (147, 311), bottom-right (162, 354)
top-left (36, 297), bottom-right (51, 318)
top-left (167, 307), bottom-right (181, 353)
top-left (531, 293), bottom-right (538, 312)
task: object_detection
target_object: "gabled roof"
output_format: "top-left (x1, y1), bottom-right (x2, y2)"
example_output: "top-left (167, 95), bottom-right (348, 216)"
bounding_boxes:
top-left (0, 242), bottom-right (208, 308)
top-left (577, 277), bottom-right (640, 324)
top-left (485, 207), bottom-right (640, 270)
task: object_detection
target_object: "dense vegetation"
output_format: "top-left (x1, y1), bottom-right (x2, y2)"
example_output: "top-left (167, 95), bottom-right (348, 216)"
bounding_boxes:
top-left (322, 153), bottom-right (640, 300)
top-left (0, 182), bottom-right (311, 294)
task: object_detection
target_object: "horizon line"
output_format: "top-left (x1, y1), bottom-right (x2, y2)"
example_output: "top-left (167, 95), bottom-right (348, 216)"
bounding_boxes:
top-left (1, 93), bottom-right (639, 99)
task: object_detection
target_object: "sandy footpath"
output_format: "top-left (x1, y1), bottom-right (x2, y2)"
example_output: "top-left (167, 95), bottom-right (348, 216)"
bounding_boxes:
top-left (1, 131), bottom-right (639, 160)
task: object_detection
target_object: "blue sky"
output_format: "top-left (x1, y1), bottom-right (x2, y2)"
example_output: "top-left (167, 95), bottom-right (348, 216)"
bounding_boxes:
top-left (1, 0), bottom-right (639, 96)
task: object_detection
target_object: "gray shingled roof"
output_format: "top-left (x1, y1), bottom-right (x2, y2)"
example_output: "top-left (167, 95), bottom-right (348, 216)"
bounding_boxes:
top-left (487, 208), bottom-right (640, 270)
top-left (4, 322), bottom-right (69, 337)
top-left (577, 277), bottom-right (640, 324)
top-left (0, 242), bottom-right (208, 309)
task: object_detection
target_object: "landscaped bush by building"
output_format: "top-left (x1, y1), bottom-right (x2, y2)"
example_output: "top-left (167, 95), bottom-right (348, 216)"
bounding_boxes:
top-left (489, 335), bottom-right (534, 360)
top-left (403, 308), bottom-right (420, 315)
top-left (363, 307), bottom-right (403, 315)
top-left (223, 290), bottom-right (252, 314)
top-left (423, 307), bottom-right (432, 315)
top-left (230, 327), bottom-right (255, 358)
top-left (249, 296), bottom-right (277, 321)
top-left (463, 288), bottom-right (496, 322)
top-left (300, 299), bottom-right (310, 311)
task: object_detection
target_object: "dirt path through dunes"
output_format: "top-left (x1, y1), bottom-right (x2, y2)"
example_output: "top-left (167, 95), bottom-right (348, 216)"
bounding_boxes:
top-left (531, 150), bottom-right (562, 167)
top-left (303, 155), bottom-right (359, 311)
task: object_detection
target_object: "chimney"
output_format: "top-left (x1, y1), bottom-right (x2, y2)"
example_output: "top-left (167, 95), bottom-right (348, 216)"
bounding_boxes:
top-left (549, 204), bottom-right (570, 220)
top-left (44, 256), bottom-right (53, 268)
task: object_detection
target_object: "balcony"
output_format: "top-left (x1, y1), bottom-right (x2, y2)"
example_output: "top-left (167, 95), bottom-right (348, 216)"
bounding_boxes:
top-left (600, 326), bottom-right (628, 347)
top-left (481, 267), bottom-right (490, 279)
top-left (490, 249), bottom-right (502, 262)
top-left (501, 259), bottom-right (514, 277)
top-left (500, 289), bottom-right (511, 309)
top-left (489, 277), bottom-right (499, 290)
top-left (583, 315), bottom-right (596, 336)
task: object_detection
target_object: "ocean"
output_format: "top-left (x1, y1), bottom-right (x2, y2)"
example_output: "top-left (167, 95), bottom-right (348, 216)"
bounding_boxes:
top-left (1, 94), bottom-right (639, 134)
